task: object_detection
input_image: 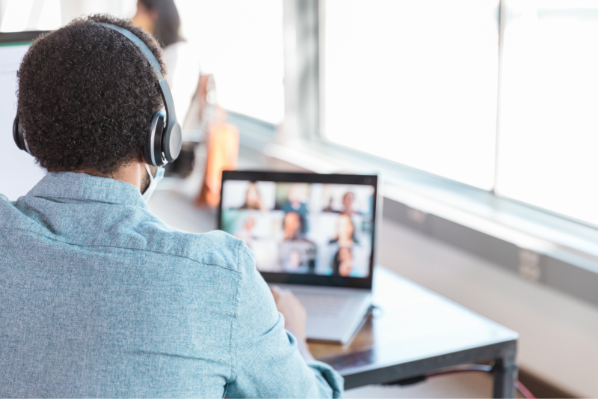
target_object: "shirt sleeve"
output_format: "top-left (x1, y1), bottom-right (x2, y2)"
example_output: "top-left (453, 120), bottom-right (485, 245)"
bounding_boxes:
top-left (224, 245), bottom-right (344, 398)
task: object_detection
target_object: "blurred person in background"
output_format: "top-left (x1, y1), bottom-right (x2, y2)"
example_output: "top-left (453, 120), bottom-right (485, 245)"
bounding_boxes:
top-left (133, 0), bottom-right (200, 125)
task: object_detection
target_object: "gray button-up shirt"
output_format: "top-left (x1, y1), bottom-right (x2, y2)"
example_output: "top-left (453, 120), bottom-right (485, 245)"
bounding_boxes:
top-left (0, 172), bottom-right (343, 398)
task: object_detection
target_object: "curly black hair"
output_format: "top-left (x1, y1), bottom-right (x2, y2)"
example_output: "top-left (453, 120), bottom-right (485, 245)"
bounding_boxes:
top-left (17, 14), bottom-right (166, 175)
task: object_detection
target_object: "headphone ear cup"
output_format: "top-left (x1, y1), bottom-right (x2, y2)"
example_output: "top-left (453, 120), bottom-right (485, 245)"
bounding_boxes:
top-left (13, 115), bottom-right (24, 151)
top-left (144, 111), bottom-right (166, 166)
top-left (13, 115), bottom-right (31, 154)
top-left (163, 122), bottom-right (182, 163)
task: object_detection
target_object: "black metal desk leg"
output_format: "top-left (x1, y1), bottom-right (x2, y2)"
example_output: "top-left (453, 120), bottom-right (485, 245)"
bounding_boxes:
top-left (492, 353), bottom-right (518, 398)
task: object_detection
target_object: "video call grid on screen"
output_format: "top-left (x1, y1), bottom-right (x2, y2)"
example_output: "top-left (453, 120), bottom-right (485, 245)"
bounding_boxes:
top-left (219, 171), bottom-right (378, 289)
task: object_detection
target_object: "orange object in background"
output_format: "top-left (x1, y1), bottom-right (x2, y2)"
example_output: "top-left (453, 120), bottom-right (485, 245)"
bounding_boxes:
top-left (196, 107), bottom-right (239, 207)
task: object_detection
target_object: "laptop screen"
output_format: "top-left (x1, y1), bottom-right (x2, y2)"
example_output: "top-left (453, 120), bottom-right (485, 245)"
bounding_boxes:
top-left (219, 171), bottom-right (378, 289)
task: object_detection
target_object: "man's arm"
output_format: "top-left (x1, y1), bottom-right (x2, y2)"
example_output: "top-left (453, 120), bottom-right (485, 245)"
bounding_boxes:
top-left (224, 246), bottom-right (344, 398)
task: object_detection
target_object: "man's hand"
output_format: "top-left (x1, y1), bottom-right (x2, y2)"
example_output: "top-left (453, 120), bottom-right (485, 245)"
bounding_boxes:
top-left (270, 286), bottom-right (314, 361)
top-left (270, 286), bottom-right (307, 341)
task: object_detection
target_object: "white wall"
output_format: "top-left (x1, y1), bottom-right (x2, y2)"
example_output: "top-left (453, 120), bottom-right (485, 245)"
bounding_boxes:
top-left (379, 219), bottom-right (598, 397)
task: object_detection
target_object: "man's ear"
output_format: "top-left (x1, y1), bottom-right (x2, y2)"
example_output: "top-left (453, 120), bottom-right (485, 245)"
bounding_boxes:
top-left (139, 151), bottom-right (149, 165)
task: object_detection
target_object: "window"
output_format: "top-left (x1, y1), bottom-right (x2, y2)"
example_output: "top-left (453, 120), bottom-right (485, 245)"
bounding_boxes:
top-left (322, 0), bottom-right (500, 190)
top-left (0, 0), bottom-right (61, 31)
top-left (496, 1), bottom-right (598, 226)
top-left (175, 0), bottom-right (284, 124)
top-left (0, 0), bottom-right (284, 122)
top-left (0, 0), bottom-right (136, 32)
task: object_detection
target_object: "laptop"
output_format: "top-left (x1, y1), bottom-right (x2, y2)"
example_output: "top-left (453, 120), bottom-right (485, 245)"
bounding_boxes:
top-left (219, 171), bottom-right (379, 344)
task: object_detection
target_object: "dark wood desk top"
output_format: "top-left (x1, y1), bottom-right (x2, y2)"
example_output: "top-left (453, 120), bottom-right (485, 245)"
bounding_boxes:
top-left (309, 266), bottom-right (518, 387)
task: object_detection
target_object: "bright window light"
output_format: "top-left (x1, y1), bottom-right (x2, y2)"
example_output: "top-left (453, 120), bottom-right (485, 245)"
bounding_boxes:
top-left (496, 1), bottom-right (598, 226)
top-left (323, 0), bottom-right (499, 190)
top-left (174, 0), bottom-right (284, 124)
top-left (37, 0), bottom-right (61, 31)
top-left (0, 0), bottom-right (35, 32)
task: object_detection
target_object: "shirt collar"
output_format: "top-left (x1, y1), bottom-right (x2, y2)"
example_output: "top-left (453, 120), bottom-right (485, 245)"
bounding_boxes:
top-left (28, 172), bottom-right (148, 208)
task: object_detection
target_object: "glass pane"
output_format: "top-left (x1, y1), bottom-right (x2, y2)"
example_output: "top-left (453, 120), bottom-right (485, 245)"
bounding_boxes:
top-left (175, 0), bottom-right (284, 124)
top-left (496, 0), bottom-right (598, 225)
top-left (323, 0), bottom-right (499, 189)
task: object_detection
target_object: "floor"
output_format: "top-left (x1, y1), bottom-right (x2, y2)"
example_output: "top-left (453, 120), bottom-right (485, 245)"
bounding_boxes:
top-left (147, 188), bottom-right (505, 398)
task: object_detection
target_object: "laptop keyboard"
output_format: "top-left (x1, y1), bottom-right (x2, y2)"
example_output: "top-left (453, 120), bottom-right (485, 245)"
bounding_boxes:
top-left (295, 294), bottom-right (351, 319)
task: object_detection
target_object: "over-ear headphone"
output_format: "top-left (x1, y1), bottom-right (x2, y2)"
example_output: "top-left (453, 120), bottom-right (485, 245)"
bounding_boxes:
top-left (12, 22), bottom-right (182, 167)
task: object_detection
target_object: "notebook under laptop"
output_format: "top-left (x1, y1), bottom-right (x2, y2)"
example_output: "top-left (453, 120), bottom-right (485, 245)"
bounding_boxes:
top-left (218, 171), bottom-right (379, 344)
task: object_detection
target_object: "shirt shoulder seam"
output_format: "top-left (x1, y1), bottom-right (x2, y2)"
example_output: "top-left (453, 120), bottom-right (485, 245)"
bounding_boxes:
top-left (229, 240), bottom-right (246, 382)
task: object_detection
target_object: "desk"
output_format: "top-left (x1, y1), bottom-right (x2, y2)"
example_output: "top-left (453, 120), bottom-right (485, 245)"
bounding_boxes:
top-left (309, 266), bottom-right (519, 398)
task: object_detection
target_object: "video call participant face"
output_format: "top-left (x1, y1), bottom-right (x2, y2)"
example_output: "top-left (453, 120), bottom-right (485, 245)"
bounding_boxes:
top-left (283, 212), bottom-right (302, 241)
top-left (243, 183), bottom-right (262, 210)
top-left (341, 192), bottom-right (355, 214)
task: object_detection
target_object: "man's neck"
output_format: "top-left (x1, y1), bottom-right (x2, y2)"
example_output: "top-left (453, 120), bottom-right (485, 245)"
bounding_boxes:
top-left (78, 160), bottom-right (147, 192)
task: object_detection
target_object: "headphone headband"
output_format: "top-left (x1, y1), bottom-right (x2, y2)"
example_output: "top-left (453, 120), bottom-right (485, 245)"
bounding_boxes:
top-left (98, 23), bottom-right (181, 164)
top-left (97, 23), bottom-right (165, 80)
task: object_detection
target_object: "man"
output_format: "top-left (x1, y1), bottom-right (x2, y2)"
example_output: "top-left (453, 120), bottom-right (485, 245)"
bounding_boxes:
top-left (0, 15), bottom-right (343, 398)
